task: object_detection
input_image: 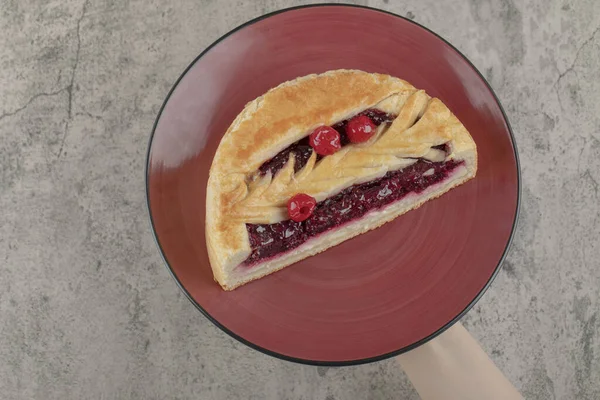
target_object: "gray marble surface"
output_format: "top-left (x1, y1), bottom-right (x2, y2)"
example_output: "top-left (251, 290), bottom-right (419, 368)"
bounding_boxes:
top-left (1, 0), bottom-right (599, 399)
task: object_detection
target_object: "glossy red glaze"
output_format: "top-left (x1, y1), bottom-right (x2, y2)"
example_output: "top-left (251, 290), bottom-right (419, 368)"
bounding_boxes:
top-left (147, 5), bottom-right (519, 365)
top-left (287, 193), bottom-right (317, 223)
top-left (309, 126), bottom-right (341, 155)
top-left (346, 115), bottom-right (377, 143)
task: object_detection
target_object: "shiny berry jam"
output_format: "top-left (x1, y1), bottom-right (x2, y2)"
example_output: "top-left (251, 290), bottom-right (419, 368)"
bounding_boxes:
top-left (258, 109), bottom-right (395, 176)
top-left (258, 138), bottom-right (313, 177)
top-left (244, 158), bottom-right (463, 266)
top-left (332, 109), bottom-right (395, 146)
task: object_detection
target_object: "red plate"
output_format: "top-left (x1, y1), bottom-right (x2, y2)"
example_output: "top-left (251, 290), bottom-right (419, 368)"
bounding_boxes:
top-left (146, 5), bottom-right (519, 365)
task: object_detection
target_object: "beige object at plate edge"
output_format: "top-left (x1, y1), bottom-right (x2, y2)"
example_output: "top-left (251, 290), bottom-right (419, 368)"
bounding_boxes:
top-left (397, 323), bottom-right (523, 400)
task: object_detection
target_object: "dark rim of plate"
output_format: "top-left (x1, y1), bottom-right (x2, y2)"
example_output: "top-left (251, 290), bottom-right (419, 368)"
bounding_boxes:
top-left (144, 3), bottom-right (521, 367)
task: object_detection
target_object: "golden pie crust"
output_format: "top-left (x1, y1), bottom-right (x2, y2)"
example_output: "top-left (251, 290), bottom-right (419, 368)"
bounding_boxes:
top-left (206, 70), bottom-right (477, 290)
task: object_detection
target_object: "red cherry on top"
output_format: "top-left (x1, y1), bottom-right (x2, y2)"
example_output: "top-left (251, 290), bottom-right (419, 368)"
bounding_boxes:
top-left (346, 115), bottom-right (376, 143)
top-left (309, 126), bottom-right (341, 156)
top-left (287, 193), bottom-right (317, 222)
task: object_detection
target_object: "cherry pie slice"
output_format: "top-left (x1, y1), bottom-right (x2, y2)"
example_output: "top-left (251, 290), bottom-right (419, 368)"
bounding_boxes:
top-left (206, 70), bottom-right (477, 290)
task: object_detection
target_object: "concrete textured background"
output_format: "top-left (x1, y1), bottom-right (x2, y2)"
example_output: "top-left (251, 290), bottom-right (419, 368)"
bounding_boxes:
top-left (1, 0), bottom-right (599, 399)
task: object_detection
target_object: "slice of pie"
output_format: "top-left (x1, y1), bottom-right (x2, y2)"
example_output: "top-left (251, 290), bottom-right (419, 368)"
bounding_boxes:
top-left (206, 70), bottom-right (477, 290)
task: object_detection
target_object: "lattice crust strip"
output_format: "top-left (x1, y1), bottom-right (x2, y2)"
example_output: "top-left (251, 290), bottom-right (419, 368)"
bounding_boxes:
top-left (227, 90), bottom-right (453, 224)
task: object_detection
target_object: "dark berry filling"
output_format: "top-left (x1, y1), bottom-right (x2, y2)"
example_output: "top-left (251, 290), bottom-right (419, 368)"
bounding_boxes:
top-left (333, 109), bottom-right (394, 146)
top-left (244, 157), bottom-right (463, 266)
top-left (257, 109), bottom-right (395, 176)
